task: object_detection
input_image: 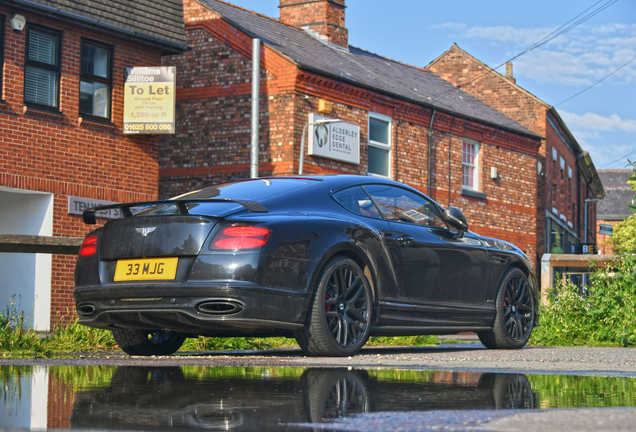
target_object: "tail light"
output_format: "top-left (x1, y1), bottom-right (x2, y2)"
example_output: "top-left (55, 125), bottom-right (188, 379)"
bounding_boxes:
top-left (79, 233), bottom-right (98, 257)
top-left (210, 226), bottom-right (271, 251)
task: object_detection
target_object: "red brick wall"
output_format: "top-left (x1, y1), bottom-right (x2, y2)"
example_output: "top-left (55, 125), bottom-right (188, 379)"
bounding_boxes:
top-left (428, 46), bottom-right (547, 138)
top-left (597, 219), bottom-right (620, 254)
top-left (47, 373), bottom-right (76, 429)
top-left (161, 1), bottom-right (540, 261)
top-left (0, 7), bottom-right (163, 324)
top-left (545, 121), bottom-right (579, 230)
top-left (428, 44), bottom-right (601, 261)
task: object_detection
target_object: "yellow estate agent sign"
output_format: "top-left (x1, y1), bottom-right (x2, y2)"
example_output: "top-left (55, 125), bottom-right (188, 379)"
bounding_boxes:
top-left (124, 67), bottom-right (176, 134)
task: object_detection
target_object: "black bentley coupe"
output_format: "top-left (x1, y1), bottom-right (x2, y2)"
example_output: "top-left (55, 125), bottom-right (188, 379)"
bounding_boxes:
top-left (74, 175), bottom-right (538, 356)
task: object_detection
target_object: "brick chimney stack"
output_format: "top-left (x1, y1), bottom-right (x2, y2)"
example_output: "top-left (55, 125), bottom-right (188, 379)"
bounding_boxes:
top-left (279, 0), bottom-right (348, 48)
top-left (505, 62), bottom-right (516, 84)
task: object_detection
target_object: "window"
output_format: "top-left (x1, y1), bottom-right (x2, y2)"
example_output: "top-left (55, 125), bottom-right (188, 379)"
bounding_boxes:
top-left (368, 113), bottom-right (391, 177)
top-left (80, 39), bottom-right (113, 119)
top-left (332, 186), bottom-right (382, 218)
top-left (364, 184), bottom-right (447, 228)
top-left (462, 140), bottom-right (480, 190)
top-left (24, 25), bottom-right (62, 109)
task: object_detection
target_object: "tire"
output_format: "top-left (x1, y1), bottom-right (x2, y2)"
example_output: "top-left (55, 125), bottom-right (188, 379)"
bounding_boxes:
top-left (478, 268), bottom-right (535, 349)
top-left (295, 256), bottom-right (373, 357)
top-left (478, 373), bottom-right (535, 409)
top-left (302, 369), bottom-right (370, 423)
top-left (111, 329), bottom-right (186, 356)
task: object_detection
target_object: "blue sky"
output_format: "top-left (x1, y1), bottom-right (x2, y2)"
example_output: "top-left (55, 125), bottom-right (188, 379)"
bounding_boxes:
top-left (228, 0), bottom-right (635, 171)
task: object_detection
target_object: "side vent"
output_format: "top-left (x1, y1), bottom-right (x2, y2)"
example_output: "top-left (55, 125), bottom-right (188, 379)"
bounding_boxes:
top-left (490, 255), bottom-right (510, 265)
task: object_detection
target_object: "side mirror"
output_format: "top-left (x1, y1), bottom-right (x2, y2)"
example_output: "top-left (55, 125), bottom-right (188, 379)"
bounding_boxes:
top-left (444, 207), bottom-right (468, 238)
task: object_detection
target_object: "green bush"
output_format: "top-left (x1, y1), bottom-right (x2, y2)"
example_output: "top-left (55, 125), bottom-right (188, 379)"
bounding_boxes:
top-left (531, 255), bottom-right (636, 347)
top-left (609, 214), bottom-right (636, 255)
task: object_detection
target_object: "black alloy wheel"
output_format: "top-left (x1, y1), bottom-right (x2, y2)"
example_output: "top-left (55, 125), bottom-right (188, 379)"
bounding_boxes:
top-left (295, 256), bottom-right (372, 357)
top-left (478, 268), bottom-right (535, 349)
top-left (111, 329), bottom-right (186, 356)
top-left (302, 369), bottom-right (370, 423)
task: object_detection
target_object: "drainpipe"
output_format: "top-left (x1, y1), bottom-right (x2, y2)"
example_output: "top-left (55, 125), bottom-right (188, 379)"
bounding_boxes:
top-left (250, 39), bottom-right (261, 179)
top-left (427, 109), bottom-right (436, 196)
top-left (447, 117), bottom-right (457, 207)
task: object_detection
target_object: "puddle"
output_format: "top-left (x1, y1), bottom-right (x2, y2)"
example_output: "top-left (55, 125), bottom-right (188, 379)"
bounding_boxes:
top-left (2, 365), bottom-right (636, 430)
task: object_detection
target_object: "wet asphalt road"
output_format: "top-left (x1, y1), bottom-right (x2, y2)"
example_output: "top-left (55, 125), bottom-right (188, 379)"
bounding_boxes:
top-left (4, 342), bottom-right (636, 431)
top-left (4, 342), bottom-right (636, 377)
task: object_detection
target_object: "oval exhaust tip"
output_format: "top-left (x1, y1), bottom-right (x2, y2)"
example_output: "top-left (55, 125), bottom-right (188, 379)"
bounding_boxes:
top-left (196, 300), bottom-right (243, 315)
top-left (77, 303), bottom-right (96, 317)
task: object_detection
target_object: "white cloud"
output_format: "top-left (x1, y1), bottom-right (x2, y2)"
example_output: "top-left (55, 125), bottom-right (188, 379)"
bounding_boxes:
top-left (559, 111), bottom-right (636, 132)
top-left (433, 22), bottom-right (636, 86)
top-left (463, 26), bottom-right (550, 45)
top-left (583, 141), bottom-right (636, 170)
top-left (428, 23), bottom-right (467, 32)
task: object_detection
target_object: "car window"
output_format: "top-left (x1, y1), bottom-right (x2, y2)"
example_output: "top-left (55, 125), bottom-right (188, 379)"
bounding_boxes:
top-left (332, 186), bottom-right (382, 218)
top-left (363, 185), bottom-right (447, 228)
top-left (172, 178), bottom-right (317, 201)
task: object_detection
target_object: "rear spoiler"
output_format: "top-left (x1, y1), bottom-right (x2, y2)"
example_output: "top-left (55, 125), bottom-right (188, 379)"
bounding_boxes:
top-left (82, 198), bottom-right (268, 225)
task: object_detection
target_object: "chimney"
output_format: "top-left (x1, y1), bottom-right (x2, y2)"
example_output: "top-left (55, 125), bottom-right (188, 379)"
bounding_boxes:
top-left (279, 0), bottom-right (348, 48)
top-left (505, 62), bottom-right (516, 84)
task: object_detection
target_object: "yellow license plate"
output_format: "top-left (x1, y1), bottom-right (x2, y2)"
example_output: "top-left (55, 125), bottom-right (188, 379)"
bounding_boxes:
top-left (114, 258), bottom-right (178, 281)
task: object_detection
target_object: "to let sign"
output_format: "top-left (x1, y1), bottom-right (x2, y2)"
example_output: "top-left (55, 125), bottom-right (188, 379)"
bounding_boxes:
top-left (308, 113), bottom-right (360, 164)
top-left (123, 67), bottom-right (176, 134)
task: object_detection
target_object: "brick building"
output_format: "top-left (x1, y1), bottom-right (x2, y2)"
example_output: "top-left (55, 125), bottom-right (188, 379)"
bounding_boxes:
top-left (161, 0), bottom-right (542, 265)
top-left (0, 0), bottom-right (186, 329)
top-left (596, 169), bottom-right (634, 254)
top-left (428, 44), bottom-right (604, 262)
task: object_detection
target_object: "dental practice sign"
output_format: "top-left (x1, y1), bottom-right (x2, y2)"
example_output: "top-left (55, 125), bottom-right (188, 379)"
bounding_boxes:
top-left (308, 113), bottom-right (360, 164)
top-left (123, 67), bottom-right (176, 134)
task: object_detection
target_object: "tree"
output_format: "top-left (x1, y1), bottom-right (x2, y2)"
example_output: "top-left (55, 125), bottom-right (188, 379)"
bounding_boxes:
top-left (609, 160), bottom-right (636, 254)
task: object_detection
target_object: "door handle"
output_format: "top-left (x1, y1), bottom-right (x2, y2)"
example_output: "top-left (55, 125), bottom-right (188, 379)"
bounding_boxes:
top-left (396, 236), bottom-right (414, 245)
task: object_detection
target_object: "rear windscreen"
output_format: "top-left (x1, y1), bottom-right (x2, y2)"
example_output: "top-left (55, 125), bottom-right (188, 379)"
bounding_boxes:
top-left (172, 178), bottom-right (318, 201)
top-left (129, 179), bottom-right (319, 217)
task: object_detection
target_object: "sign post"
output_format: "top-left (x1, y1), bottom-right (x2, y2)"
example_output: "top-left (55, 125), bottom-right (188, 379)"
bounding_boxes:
top-left (123, 67), bottom-right (176, 134)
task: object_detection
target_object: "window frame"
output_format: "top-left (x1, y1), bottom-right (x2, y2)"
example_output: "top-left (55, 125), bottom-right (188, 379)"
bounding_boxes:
top-left (24, 24), bottom-right (62, 111)
top-left (79, 38), bottom-right (113, 121)
top-left (367, 112), bottom-right (392, 178)
top-left (0, 15), bottom-right (5, 96)
top-left (461, 139), bottom-right (481, 191)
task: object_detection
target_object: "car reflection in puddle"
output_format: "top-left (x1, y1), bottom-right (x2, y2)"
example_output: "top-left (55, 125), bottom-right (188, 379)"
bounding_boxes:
top-left (3, 365), bottom-right (636, 431)
top-left (69, 367), bottom-right (534, 430)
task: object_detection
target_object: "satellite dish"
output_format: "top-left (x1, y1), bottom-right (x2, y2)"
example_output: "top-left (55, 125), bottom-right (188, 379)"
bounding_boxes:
top-left (537, 161), bottom-right (543, 175)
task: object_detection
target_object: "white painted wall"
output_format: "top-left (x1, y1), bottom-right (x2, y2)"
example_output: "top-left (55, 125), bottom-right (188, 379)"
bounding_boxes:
top-left (0, 187), bottom-right (54, 331)
top-left (0, 367), bottom-right (49, 429)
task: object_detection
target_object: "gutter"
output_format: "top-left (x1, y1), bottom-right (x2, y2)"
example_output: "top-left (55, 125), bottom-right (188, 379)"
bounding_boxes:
top-left (427, 109), bottom-right (436, 196)
top-left (2, 0), bottom-right (188, 54)
top-left (578, 151), bottom-right (605, 199)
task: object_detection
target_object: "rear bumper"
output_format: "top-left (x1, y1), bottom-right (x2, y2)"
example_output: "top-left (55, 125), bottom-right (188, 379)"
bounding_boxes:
top-left (73, 282), bottom-right (307, 336)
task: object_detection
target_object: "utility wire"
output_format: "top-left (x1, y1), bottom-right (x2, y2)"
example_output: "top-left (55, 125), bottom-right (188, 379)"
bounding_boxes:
top-left (506, 0), bottom-right (616, 65)
top-left (554, 54), bottom-right (636, 107)
top-left (429, 0), bottom-right (618, 104)
top-left (596, 148), bottom-right (636, 169)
